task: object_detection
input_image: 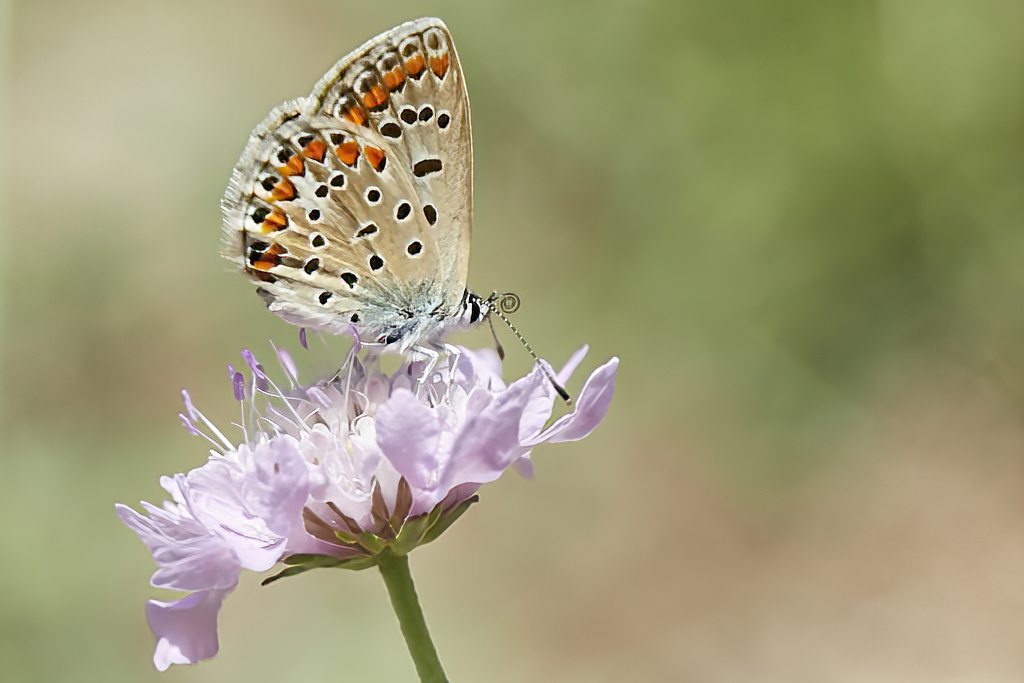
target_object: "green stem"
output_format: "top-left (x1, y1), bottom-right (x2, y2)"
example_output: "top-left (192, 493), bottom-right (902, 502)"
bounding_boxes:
top-left (377, 551), bottom-right (449, 683)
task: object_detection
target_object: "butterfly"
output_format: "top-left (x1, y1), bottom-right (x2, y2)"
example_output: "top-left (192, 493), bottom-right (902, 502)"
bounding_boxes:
top-left (221, 18), bottom-right (570, 400)
top-left (222, 18), bottom-right (494, 349)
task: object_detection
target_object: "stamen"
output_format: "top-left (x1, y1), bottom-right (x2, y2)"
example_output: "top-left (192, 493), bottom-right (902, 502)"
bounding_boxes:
top-left (241, 350), bottom-right (265, 378)
top-left (241, 352), bottom-right (310, 431)
top-left (179, 414), bottom-right (201, 437)
top-left (179, 413), bottom-right (228, 453)
top-left (232, 372), bottom-right (246, 401)
top-left (181, 390), bottom-right (235, 449)
top-left (272, 342), bottom-right (299, 386)
top-left (307, 386), bottom-right (333, 411)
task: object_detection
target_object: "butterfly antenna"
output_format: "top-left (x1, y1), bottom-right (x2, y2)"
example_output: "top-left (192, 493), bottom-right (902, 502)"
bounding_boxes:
top-left (489, 292), bottom-right (573, 404)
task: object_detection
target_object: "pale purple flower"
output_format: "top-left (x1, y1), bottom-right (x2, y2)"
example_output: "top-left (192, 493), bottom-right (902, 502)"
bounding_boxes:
top-left (117, 343), bottom-right (618, 669)
top-left (115, 437), bottom-right (309, 670)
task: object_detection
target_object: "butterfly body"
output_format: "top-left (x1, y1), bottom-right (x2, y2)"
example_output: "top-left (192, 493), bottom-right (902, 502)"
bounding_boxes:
top-left (222, 18), bottom-right (482, 355)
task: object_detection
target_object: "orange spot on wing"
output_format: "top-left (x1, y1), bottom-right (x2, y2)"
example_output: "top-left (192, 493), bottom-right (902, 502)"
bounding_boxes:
top-left (361, 85), bottom-right (388, 111)
top-left (429, 54), bottom-right (449, 79)
top-left (343, 104), bottom-right (368, 126)
top-left (270, 178), bottom-right (296, 202)
top-left (364, 146), bottom-right (386, 172)
top-left (336, 141), bottom-right (360, 167)
top-left (382, 67), bottom-right (405, 91)
top-left (252, 243), bottom-right (285, 270)
top-left (302, 138), bottom-right (327, 163)
top-left (405, 54), bottom-right (425, 78)
top-left (278, 154), bottom-right (305, 177)
top-left (261, 210), bottom-right (288, 233)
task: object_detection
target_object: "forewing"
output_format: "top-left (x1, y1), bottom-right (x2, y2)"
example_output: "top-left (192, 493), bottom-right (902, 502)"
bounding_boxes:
top-left (312, 18), bottom-right (473, 304)
top-left (221, 18), bottom-right (472, 335)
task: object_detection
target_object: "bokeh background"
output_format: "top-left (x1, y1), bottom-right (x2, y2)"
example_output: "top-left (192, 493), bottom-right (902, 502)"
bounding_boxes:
top-left (3, 0), bottom-right (1024, 680)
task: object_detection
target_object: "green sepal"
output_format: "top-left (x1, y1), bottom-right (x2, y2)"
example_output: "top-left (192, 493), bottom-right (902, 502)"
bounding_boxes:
top-left (419, 495), bottom-right (479, 547)
top-left (358, 531), bottom-right (386, 554)
top-left (263, 553), bottom-right (378, 585)
top-left (390, 511), bottom-right (435, 556)
top-left (333, 556), bottom-right (380, 571)
top-left (282, 553), bottom-right (346, 567)
top-left (333, 528), bottom-right (361, 546)
top-left (262, 564), bottom-right (320, 585)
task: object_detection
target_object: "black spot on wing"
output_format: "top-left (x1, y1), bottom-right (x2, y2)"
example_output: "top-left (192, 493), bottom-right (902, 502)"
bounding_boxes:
top-left (413, 159), bottom-right (443, 177)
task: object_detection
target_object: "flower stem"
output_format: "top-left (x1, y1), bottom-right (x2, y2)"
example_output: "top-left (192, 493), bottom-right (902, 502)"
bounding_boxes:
top-left (377, 551), bottom-right (448, 683)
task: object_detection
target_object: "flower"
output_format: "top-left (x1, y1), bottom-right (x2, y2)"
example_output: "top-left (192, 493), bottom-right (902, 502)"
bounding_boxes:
top-left (117, 342), bottom-right (618, 669)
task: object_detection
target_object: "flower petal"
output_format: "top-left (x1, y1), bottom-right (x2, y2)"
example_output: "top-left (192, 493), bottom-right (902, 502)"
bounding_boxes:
top-left (247, 437), bottom-right (310, 539)
top-left (376, 388), bottom-right (442, 490)
top-left (147, 588), bottom-right (231, 670)
top-left (525, 357), bottom-right (618, 445)
top-left (115, 503), bottom-right (241, 592)
top-left (517, 375), bottom-right (557, 442)
top-left (443, 369), bottom-right (546, 488)
top-left (178, 466), bottom-right (284, 573)
top-left (556, 345), bottom-right (589, 385)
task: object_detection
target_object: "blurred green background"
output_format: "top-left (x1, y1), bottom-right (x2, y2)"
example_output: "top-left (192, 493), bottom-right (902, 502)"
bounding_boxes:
top-left (4, 0), bottom-right (1024, 680)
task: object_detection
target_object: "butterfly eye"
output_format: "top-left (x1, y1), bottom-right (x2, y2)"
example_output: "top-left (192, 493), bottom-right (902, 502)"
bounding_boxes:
top-left (365, 187), bottom-right (382, 205)
top-left (395, 202), bottom-right (412, 221)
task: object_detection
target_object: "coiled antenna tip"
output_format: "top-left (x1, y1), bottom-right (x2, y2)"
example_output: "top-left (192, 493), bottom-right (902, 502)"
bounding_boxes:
top-left (496, 292), bottom-right (521, 314)
top-left (488, 291), bottom-right (572, 405)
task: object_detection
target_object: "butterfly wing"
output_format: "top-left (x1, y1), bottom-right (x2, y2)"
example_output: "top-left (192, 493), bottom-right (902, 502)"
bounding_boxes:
top-left (221, 17), bottom-right (472, 341)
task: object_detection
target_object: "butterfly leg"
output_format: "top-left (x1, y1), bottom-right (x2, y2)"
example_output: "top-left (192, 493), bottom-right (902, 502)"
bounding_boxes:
top-left (414, 346), bottom-right (442, 400)
top-left (443, 343), bottom-right (463, 387)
